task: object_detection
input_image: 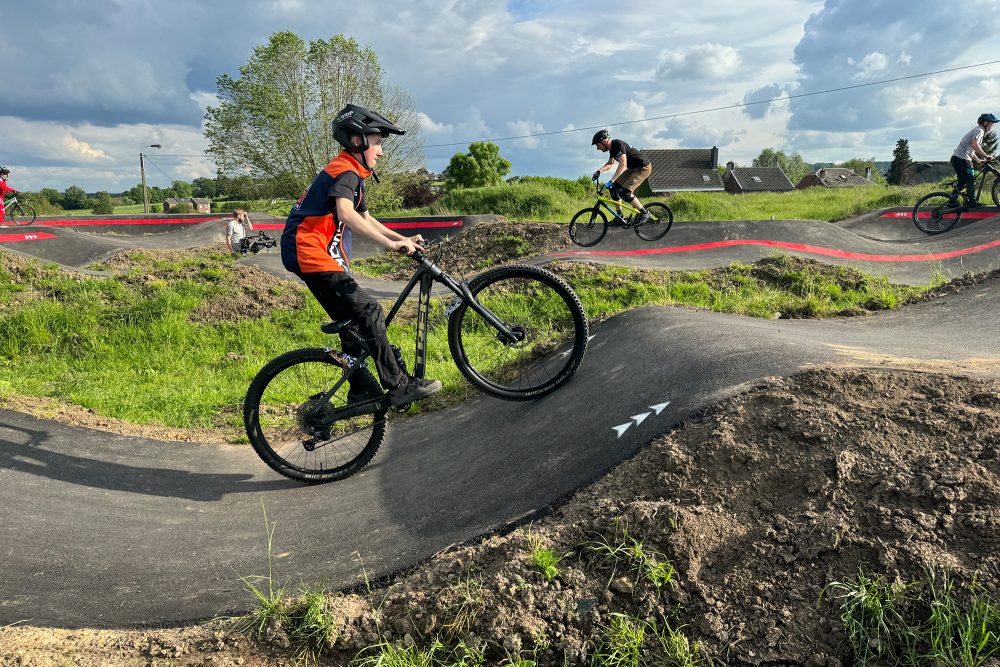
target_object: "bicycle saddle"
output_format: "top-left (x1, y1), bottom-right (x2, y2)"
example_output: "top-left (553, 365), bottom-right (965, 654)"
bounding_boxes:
top-left (320, 319), bottom-right (355, 334)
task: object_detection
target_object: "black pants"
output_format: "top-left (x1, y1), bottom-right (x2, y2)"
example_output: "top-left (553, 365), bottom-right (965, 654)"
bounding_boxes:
top-left (300, 271), bottom-right (406, 391)
top-left (951, 155), bottom-right (977, 204)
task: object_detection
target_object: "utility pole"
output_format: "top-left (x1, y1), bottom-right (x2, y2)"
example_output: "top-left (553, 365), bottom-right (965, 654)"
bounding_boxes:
top-left (140, 144), bottom-right (162, 214)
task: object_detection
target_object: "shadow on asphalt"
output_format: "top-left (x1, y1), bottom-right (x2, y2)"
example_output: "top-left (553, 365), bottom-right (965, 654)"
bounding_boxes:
top-left (0, 422), bottom-right (297, 500)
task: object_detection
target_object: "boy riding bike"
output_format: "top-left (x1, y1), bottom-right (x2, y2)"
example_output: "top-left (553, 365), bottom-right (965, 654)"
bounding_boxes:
top-left (591, 129), bottom-right (653, 225)
top-left (0, 167), bottom-right (17, 225)
top-left (951, 113), bottom-right (998, 207)
top-left (281, 104), bottom-right (441, 408)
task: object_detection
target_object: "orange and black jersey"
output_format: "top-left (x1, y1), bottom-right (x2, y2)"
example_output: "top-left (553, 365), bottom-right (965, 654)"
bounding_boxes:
top-left (281, 152), bottom-right (372, 275)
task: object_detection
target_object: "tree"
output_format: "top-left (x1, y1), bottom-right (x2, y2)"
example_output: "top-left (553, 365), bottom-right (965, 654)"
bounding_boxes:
top-left (752, 148), bottom-right (810, 185)
top-left (191, 177), bottom-right (218, 198)
top-left (445, 142), bottom-right (511, 189)
top-left (62, 185), bottom-right (90, 210)
top-left (39, 188), bottom-right (63, 208)
top-left (886, 138), bottom-right (912, 185)
top-left (205, 32), bottom-right (423, 187)
top-left (982, 130), bottom-right (998, 156)
top-left (92, 191), bottom-right (114, 215)
top-left (840, 157), bottom-right (885, 185)
top-left (171, 180), bottom-right (193, 198)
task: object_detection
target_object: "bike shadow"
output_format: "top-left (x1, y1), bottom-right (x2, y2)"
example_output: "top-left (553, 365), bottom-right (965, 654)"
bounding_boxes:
top-left (0, 420), bottom-right (296, 500)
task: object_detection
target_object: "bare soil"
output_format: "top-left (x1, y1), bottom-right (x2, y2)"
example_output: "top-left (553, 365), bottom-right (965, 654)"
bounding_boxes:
top-left (3, 366), bottom-right (998, 666)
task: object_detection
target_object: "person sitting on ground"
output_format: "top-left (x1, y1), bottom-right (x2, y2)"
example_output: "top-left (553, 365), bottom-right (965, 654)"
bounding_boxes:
top-left (0, 167), bottom-right (17, 225)
top-left (951, 113), bottom-right (998, 207)
top-left (591, 129), bottom-right (653, 225)
top-left (225, 208), bottom-right (252, 254)
top-left (281, 103), bottom-right (442, 407)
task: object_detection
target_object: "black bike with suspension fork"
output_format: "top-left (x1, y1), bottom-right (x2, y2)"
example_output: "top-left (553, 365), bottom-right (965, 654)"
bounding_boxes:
top-left (911, 159), bottom-right (1000, 234)
top-left (243, 241), bottom-right (589, 484)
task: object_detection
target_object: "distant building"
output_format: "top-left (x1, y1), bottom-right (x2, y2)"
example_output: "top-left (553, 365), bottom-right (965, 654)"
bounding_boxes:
top-left (795, 167), bottom-right (874, 189)
top-left (639, 147), bottom-right (724, 194)
top-left (722, 163), bottom-right (794, 194)
top-left (900, 161), bottom-right (954, 186)
top-left (163, 197), bottom-right (211, 213)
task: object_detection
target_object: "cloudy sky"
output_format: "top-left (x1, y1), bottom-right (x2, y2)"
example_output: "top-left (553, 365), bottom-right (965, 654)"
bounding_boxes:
top-left (4, 0), bottom-right (1000, 192)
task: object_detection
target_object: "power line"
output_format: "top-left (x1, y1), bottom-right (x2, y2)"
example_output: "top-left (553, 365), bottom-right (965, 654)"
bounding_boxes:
top-left (141, 155), bottom-right (174, 183)
top-left (423, 58), bottom-right (1000, 149)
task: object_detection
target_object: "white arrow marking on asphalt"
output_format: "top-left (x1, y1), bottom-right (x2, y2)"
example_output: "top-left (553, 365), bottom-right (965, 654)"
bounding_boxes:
top-left (631, 412), bottom-right (651, 426)
top-left (650, 401), bottom-right (670, 415)
top-left (612, 423), bottom-right (632, 438)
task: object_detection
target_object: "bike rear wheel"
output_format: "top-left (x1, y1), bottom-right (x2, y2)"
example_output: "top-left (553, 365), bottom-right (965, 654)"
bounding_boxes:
top-left (912, 192), bottom-right (961, 234)
top-left (244, 348), bottom-right (388, 484)
top-left (569, 207), bottom-right (608, 247)
top-left (634, 201), bottom-right (673, 241)
top-left (448, 265), bottom-right (588, 400)
top-left (8, 203), bottom-right (36, 226)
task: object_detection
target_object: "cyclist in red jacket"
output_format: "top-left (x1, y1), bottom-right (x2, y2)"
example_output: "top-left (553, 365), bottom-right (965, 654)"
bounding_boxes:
top-left (0, 167), bottom-right (16, 225)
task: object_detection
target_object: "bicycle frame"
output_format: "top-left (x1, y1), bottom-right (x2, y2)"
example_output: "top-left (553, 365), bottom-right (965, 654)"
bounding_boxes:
top-left (310, 251), bottom-right (521, 420)
top-left (951, 161), bottom-right (999, 204)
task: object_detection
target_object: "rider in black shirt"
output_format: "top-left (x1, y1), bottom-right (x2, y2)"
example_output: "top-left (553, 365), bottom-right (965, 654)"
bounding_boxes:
top-left (591, 129), bottom-right (653, 225)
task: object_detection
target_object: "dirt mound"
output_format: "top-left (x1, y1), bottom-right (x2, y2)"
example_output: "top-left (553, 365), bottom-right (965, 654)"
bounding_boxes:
top-left (354, 220), bottom-right (571, 280)
top-left (3, 366), bottom-right (996, 665)
top-left (94, 246), bottom-right (304, 325)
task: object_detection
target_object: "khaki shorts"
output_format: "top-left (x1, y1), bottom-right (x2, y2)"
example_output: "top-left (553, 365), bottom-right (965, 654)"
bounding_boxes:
top-left (614, 164), bottom-right (652, 192)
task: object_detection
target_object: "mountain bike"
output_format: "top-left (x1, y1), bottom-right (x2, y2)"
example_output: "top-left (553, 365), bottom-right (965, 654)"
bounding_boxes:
top-left (239, 231), bottom-right (277, 255)
top-left (569, 177), bottom-right (673, 247)
top-left (243, 241), bottom-right (589, 484)
top-left (2, 195), bottom-right (36, 226)
top-left (911, 159), bottom-right (1000, 234)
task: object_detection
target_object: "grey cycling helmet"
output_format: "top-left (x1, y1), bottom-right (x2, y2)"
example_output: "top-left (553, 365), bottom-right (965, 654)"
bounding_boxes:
top-left (979, 113), bottom-right (999, 124)
top-left (332, 104), bottom-right (405, 151)
top-left (591, 129), bottom-right (610, 145)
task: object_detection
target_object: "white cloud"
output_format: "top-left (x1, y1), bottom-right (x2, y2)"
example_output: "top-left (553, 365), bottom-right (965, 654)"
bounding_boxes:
top-left (506, 120), bottom-right (546, 149)
top-left (655, 44), bottom-right (742, 81)
top-left (849, 52), bottom-right (889, 80)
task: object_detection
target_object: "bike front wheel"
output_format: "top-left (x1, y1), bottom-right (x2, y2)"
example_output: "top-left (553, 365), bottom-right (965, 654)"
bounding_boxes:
top-left (912, 192), bottom-right (961, 234)
top-left (244, 348), bottom-right (388, 484)
top-left (448, 265), bottom-right (588, 400)
top-left (991, 175), bottom-right (1000, 207)
top-left (634, 202), bottom-right (673, 241)
top-left (569, 207), bottom-right (608, 247)
top-left (8, 203), bottom-right (36, 226)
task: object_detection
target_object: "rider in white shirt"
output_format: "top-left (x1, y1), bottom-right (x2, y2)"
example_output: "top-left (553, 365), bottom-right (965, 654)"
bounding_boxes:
top-left (951, 113), bottom-right (998, 206)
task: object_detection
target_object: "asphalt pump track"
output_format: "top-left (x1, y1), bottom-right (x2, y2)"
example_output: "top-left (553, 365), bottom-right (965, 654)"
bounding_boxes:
top-left (2, 209), bottom-right (1000, 627)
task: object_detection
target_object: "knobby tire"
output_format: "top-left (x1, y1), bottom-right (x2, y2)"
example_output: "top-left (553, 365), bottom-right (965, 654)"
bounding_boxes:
top-left (912, 191), bottom-right (961, 234)
top-left (569, 207), bottom-right (608, 247)
top-left (448, 264), bottom-right (588, 400)
top-left (634, 201), bottom-right (673, 241)
top-left (244, 348), bottom-right (387, 484)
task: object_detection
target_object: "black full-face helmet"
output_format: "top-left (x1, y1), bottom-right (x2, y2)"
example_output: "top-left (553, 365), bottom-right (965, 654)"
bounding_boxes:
top-left (0, 166), bottom-right (9, 176)
top-left (979, 113), bottom-right (1000, 125)
top-left (332, 104), bottom-right (406, 152)
top-left (591, 129), bottom-right (610, 146)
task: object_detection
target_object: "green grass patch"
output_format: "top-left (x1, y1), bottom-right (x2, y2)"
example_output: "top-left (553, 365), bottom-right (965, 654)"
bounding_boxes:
top-left (554, 254), bottom-right (939, 322)
top-left (391, 179), bottom-right (945, 224)
top-left (823, 569), bottom-right (1000, 666)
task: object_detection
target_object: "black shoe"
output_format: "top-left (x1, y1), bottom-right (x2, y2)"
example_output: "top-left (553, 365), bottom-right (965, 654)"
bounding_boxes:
top-left (346, 385), bottom-right (380, 404)
top-left (636, 210), bottom-right (652, 225)
top-left (389, 376), bottom-right (442, 407)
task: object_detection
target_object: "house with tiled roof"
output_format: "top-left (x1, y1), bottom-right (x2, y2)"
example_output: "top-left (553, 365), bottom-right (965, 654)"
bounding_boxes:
top-left (722, 163), bottom-right (794, 194)
top-left (900, 161), bottom-right (953, 186)
top-left (639, 147), bottom-right (724, 194)
top-left (795, 167), bottom-right (874, 189)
